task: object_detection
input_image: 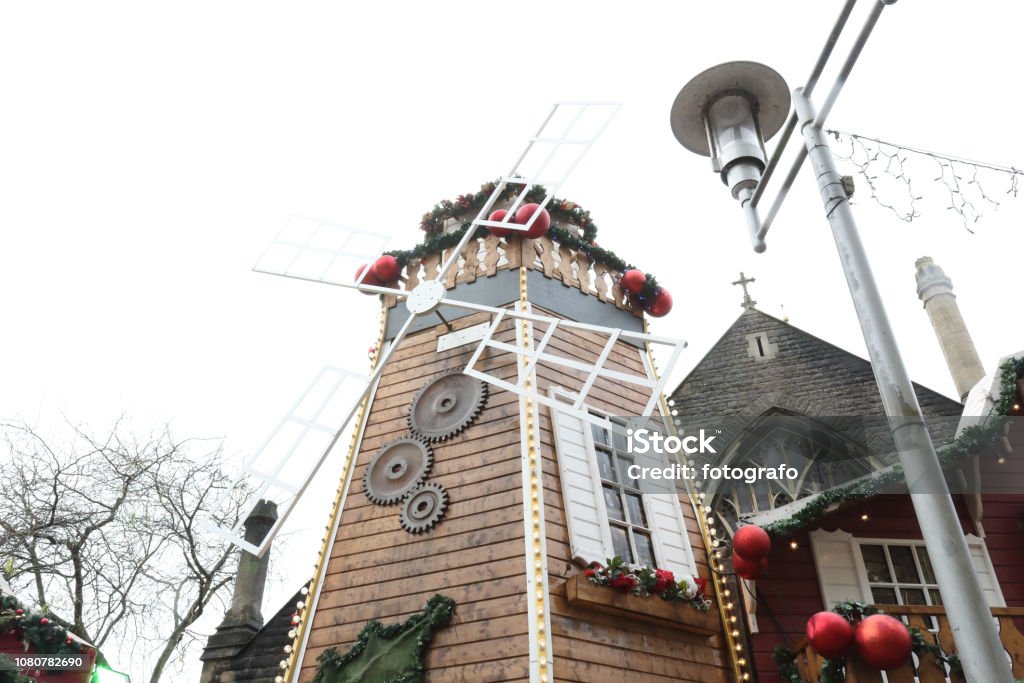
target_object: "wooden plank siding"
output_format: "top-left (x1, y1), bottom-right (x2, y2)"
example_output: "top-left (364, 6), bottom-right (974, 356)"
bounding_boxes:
top-left (297, 290), bottom-right (730, 682)
top-left (297, 310), bottom-right (531, 682)
top-left (530, 309), bottom-right (731, 683)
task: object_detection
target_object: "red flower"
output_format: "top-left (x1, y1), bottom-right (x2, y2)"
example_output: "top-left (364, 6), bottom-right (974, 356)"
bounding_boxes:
top-left (653, 569), bottom-right (675, 594)
top-left (609, 575), bottom-right (637, 593)
top-left (694, 577), bottom-right (708, 599)
top-left (584, 569), bottom-right (595, 578)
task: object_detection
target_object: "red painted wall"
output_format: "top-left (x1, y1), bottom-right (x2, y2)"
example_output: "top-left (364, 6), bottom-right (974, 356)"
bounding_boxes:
top-left (750, 457), bottom-right (1024, 683)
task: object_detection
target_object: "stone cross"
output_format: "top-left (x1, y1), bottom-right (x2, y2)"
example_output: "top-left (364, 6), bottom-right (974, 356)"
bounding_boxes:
top-left (732, 272), bottom-right (757, 309)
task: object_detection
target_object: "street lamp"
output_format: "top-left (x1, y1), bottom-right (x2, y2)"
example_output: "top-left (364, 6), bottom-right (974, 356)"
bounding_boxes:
top-left (670, 61), bottom-right (790, 252)
top-left (671, 3), bottom-right (1014, 682)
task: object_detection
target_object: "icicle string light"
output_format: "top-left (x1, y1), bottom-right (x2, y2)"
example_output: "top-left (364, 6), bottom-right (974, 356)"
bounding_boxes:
top-left (828, 129), bottom-right (1023, 232)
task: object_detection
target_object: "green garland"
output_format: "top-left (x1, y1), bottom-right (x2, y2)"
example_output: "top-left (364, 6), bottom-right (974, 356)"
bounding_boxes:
top-left (583, 556), bottom-right (711, 611)
top-left (764, 355), bottom-right (1024, 536)
top-left (774, 601), bottom-right (965, 682)
top-left (0, 655), bottom-right (31, 683)
top-left (0, 591), bottom-right (91, 668)
top-left (312, 594), bottom-right (455, 683)
top-left (385, 180), bottom-right (664, 301)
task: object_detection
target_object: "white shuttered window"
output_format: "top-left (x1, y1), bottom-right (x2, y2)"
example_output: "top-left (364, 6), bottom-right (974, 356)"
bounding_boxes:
top-left (809, 529), bottom-right (1004, 609)
top-left (548, 391), bottom-right (696, 578)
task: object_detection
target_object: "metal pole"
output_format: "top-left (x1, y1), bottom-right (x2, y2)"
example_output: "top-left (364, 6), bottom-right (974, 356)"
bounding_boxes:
top-left (792, 87), bottom-right (1013, 682)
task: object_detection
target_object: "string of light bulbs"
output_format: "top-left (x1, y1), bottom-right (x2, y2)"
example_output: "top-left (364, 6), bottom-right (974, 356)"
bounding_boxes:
top-left (828, 129), bottom-right (1023, 232)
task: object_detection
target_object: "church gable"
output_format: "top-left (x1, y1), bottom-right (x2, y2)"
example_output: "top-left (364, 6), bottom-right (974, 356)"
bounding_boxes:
top-left (673, 307), bottom-right (963, 431)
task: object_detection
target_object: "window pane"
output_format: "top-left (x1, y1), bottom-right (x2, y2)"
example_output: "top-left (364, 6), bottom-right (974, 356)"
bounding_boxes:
top-left (736, 489), bottom-right (754, 514)
top-left (917, 546), bottom-right (937, 584)
top-left (861, 545), bottom-right (893, 583)
top-left (603, 486), bottom-right (624, 521)
top-left (635, 531), bottom-right (656, 567)
top-left (591, 423), bottom-right (609, 446)
top-left (617, 455), bottom-right (638, 488)
top-left (889, 546), bottom-right (921, 584)
top-left (612, 427), bottom-right (628, 453)
top-left (754, 483), bottom-right (771, 511)
top-left (901, 588), bottom-right (927, 605)
top-left (596, 450), bottom-right (615, 482)
top-left (928, 589), bottom-right (943, 606)
top-left (610, 525), bottom-right (632, 563)
top-left (872, 587), bottom-right (898, 605)
top-left (625, 493), bottom-right (647, 527)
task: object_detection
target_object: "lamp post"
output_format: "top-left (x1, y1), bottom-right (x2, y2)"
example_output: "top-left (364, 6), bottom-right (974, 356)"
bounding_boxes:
top-left (670, 4), bottom-right (1014, 682)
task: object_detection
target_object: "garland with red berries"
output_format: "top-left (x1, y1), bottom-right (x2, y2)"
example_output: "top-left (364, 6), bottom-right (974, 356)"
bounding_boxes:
top-left (583, 556), bottom-right (711, 612)
top-left (384, 181), bottom-right (665, 302)
top-left (0, 590), bottom-right (92, 674)
top-left (774, 602), bottom-right (965, 683)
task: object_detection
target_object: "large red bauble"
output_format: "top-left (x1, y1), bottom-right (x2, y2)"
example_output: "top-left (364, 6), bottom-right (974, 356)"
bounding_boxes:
top-left (514, 203), bottom-right (551, 238)
top-left (645, 289), bottom-right (673, 317)
top-left (620, 269), bottom-right (646, 295)
top-left (806, 611), bottom-right (855, 659)
top-left (354, 264), bottom-right (382, 294)
top-left (855, 614), bottom-right (912, 670)
top-left (732, 525), bottom-right (772, 562)
top-left (372, 255), bottom-right (401, 283)
top-left (488, 209), bottom-right (513, 237)
top-left (731, 551), bottom-right (769, 580)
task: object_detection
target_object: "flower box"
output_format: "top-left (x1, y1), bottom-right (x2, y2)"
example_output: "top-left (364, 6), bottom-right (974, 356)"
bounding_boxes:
top-left (564, 574), bottom-right (721, 637)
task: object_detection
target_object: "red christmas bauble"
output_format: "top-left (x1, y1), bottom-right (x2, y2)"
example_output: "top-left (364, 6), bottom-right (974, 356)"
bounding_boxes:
top-left (855, 614), bottom-right (912, 670)
top-left (732, 524), bottom-right (772, 562)
top-left (514, 203), bottom-right (551, 239)
top-left (806, 611), bottom-right (855, 659)
top-left (731, 551), bottom-right (769, 580)
top-left (620, 269), bottom-right (646, 295)
top-left (40, 617), bottom-right (49, 625)
top-left (488, 209), bottom-right (513, 237)
top-left (644, 289), bottom-right (673, 317)
top-left (354, 264), bottom-right (382, 294)
top-left (372, 255), bottom-right (401, 283)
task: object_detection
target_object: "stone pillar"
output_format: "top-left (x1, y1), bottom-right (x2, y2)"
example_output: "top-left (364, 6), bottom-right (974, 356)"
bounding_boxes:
top-left (915, 257), bottom-right (985, 401)
top-left (199, 500), bottom-right (278, 683)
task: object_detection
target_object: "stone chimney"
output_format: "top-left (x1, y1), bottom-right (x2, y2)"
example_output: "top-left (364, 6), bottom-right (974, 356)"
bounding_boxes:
top-left (915, 257), bottom-right (985, 401)
top-left (199, 500), bottom-right (278, 682)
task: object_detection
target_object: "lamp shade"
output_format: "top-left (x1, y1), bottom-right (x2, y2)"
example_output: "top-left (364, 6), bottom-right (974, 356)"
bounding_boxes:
top-left (670, 60), bottom-right (790, 157)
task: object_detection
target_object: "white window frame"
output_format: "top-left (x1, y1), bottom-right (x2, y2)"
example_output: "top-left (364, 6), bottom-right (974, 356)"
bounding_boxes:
top-left (583, 410), bottom-right (661, 568)
top-left (809, 528), bottom-right (1005, 609)
top-left (549, 387), bottom-right (696, 577)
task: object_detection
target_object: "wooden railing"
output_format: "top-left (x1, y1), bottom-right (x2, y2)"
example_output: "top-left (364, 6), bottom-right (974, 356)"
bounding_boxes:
top-left (383, 233), bottom-right (641, 316)
top-left (791, 605), bottom-right (1024, 682)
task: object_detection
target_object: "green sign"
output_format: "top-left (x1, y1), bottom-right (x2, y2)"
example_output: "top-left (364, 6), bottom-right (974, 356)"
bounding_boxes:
top-left (93, 666), bottom-right (130, 683)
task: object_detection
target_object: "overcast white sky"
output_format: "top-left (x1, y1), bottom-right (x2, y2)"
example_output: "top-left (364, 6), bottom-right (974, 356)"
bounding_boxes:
top-left (2, 2), bottom-right (1022, 679)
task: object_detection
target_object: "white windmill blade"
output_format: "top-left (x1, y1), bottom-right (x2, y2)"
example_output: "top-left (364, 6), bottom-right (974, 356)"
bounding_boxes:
top-left (253, 215), bottom-right (408, 297)
top-left (472, 101), bottom-right (621, 232)
top-left (441, 298), bottom-right (685, 428)
top-left (439, 102), bottom-right (621, 280)
top-left (199, 365), bottom-right (371, 556)
top-left (202, 314), bottom-right (419, 555)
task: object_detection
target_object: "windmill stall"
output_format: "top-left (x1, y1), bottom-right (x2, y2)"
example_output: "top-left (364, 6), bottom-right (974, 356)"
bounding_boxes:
top-left (202, 104), bottom-right (737, 682)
